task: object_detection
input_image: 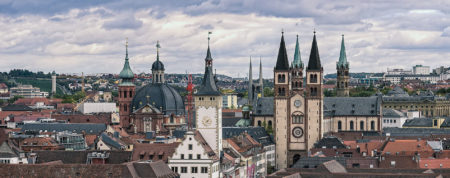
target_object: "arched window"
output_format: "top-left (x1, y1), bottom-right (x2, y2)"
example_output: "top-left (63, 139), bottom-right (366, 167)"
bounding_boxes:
top-left (278, 88), bottom-right (282, 95)
top-left (293, 154), bottom-right (301, 166)
top-left (170, 115), bottom-right (174, 123)
top-left (258, 121), bottom-right (262, 127)
top-left (338, 121), bottom-right (342, 131)
top-left (129, 91), bottom-right (133, 98)
top-left (124, 91), bottom-right (127, 98)
top-left (360, 121), bottom-right (364, 131)
top-left (350, 121), bottom-right (354, 130)
top-left (371, 121), bottom-right (375, 130)
top-left (268, 120), bottom-right (272, 127)
top-left (124, 104), bottom-right (127, 112)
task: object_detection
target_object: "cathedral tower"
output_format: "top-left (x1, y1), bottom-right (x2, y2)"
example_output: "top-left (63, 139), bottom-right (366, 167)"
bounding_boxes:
top-left (274, 31), bottom-right (324, 169)
top-left (248, 57), bottom-right (253, 105)
top-left (336, 35), bottom-right (350, 97)
top-left (118, 39), bottom-right (135, 128)
top-left (259, 58), bottom-right (264, 97)
top-left (291, 35), bottom-right (304, 93)
top-left (194, 33), bottom-right (223, 155)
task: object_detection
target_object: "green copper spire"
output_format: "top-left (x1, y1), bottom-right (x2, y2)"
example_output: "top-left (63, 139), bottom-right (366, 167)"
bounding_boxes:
top-left (119, 38), bottom-right (134, 85)
top-left (292, 34), bottom-right (303, 68)
top-left (337, 34), bottom-right (349, 69)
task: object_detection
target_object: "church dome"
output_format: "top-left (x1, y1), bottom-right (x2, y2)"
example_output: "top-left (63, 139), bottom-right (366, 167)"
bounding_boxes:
top-left (152, 60), bottom-right (164, 71)
top-left (132, 83), bottom-right (184, 116)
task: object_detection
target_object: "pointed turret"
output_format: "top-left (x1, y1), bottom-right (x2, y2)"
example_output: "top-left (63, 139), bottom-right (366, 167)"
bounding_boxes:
top-left (307, 31), bottom-right (322, 70)
top-left (337, 35), bottom-right (349, 69)
top-left (292, 35), bottom-right (303, 69)
top-left (248, 57), bottom-right (253, 105)
top-left (196, 32), bottom-right (220, 96)
top-left (259, 58), bottom-right (264, 97)
top-left (119, 39), bottom-right (134, 86)
top-left (275, 32), bottom-right (289, 70)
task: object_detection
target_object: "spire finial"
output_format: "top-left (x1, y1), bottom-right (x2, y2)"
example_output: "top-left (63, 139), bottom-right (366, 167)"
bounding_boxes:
top-left (281, 29), bottom-right (284, 35)
top-left (125, 37), bottom-right (129, 59)
top-left (313, 28), bottom-right (316, 35)
top-left (208, 31), bottom-right (212, 47)
top-left (156, 40), bottom-right (161, 61)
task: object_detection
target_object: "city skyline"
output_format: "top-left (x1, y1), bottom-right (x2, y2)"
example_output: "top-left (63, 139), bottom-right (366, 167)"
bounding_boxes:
top-left (0, 1), bottom-right (449, 77)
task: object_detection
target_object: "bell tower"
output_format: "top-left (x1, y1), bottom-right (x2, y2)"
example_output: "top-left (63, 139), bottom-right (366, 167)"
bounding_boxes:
top-left (305, 31), bottom-right (324, 153)
top-left (336, 35), bottom-right (350, 97)
top-left (291, 35), bottom-right (304, 93)
top-left (194, 32), bottom-right (223, 155)
top-left (118, 39), bottom-right (135, 128)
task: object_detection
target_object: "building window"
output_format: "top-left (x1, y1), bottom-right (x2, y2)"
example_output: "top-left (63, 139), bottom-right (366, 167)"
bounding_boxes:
top-left (129, 91), bottom-right (133, 98)
top-left (181, 167), bottom-right (187, 173)
top-left (350, 121), bottom-right (354, 130)
top-left (201, 167), bottom-right (208, 173)
top-left (188, 144), bottom-right (193, 150)
top-left (189, 154), bottom-right (193, 159)
top-left (191, 167), bottom-right (198, 173)
top-left (434, 120), bottom-right (438, 126)
top-left (181, 154), bottom-right (184, 159)
top-left (197, 154), bottom-right (201, 159)
top-left (124, 91), bottom-right (127, 98)
top-left (310, 74), bottom-right (317, 83)
top-left (171, 167), bottom-right (178, 173)
top-left (338, 121), bottom-right (342, 131)
top-left (360, 121), bottom-right (364, 131)
top-left (158, 155), bottom-right (163, 159)
top-left (292, 115), bottom-right (303, 124)
top-left (268, 121), bottom-right (272, 127)
top-left (371, 121), bottom-right (375, 130)
top-left (258, 120), bottom-right (262, 126)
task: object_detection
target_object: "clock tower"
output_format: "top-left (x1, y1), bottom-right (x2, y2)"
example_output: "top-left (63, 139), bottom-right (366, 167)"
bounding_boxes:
top-left (274, 31), bottom-right (323, 169)
top-left (195, 33), bottom-right (223, 155)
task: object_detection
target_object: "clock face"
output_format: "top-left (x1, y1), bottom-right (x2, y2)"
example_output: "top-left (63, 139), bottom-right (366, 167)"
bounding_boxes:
top-left (294, 100), bottom-right (302, 107)
top-left (292, 127), bottom-right (304, 138)
top-left (202, 116), bottom-right (212, 127)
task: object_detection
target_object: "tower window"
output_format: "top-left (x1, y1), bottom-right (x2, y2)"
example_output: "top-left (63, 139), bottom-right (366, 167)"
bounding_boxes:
top-left (350, 121), bottom-right (354, 130)
top-left (124, 91), bottom-right (127, 98)
top-left (360, 121), bottom-right (364, 131)
top-left (371, 121), bottom-right (375, 130)
top-left (292, 115), bottom-right (303, 124)
top-left (338, 121), bottom-right (342, 131)
top-left (129, 91), bottom-right (133, 98)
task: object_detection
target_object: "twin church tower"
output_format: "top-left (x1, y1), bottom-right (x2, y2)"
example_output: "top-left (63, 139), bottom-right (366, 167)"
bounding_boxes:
top-left (273, 31), bottom-right (350, 169)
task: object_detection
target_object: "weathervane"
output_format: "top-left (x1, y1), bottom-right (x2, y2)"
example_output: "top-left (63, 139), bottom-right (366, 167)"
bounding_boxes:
top-left (208, 31), bottom-right (212, 47)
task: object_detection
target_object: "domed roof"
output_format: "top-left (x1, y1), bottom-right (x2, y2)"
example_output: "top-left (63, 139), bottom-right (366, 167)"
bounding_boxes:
top-left (132, 83), bottom-right (184, 116)
top-left (152, 60), bottom-right (164, 71)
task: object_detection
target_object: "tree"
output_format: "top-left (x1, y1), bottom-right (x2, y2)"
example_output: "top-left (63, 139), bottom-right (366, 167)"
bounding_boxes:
top-left (263, 87), bottom-right (274, 97)
top-left (8, 95), bottom-right (23, 103)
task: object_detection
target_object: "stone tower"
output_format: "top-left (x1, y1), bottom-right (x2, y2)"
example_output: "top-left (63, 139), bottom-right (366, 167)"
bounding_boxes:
top-left (336, 35), bottom-right (350, 97)
top-left (194, 33), bottom-right (223, 155)
top-left (291, 35), bottom-right (304, 93)
top-left (274, 31), bottom-right (324, 169)
top-left (118, 39), bottom-right (135, 128)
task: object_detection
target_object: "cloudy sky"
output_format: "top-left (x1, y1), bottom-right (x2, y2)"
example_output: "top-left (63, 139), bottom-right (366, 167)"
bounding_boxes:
top-left (0, 0), bottom-right (449, 78)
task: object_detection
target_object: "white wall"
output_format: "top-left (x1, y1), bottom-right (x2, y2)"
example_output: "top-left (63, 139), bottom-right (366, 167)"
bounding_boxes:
top-left (78, 102), bottom-right (116, 114)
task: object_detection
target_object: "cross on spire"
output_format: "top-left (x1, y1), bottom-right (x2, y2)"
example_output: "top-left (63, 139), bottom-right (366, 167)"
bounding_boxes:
top-left (208, 31), bottom-right (212, 47)
top-left (156, 40), bottom-right (161, 61)
top-left (125, 37), bottom-right (129, 59)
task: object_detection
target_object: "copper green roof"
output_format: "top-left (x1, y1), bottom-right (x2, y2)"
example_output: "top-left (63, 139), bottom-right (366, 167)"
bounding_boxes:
top-left (337, 35), bottom-right (349, 69)
top-left (291, 34), bottom-right (303, 68)
top-left (119, 42), bottom-right (134, 85)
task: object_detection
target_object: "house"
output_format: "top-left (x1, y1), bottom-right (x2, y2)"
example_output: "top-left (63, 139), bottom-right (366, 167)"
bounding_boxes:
top-left (168, 131), bottom-right (220, 178)
top-left (96, 133), bottom-right (131, 151)
top-left (0, 141), bottom-right (28, 164)
top-left (131, 142), bottom-right (179, 163)
top-left (382, 108), bottom-right (408, 128)
top-left (19, 137), bottom-right (61, 151)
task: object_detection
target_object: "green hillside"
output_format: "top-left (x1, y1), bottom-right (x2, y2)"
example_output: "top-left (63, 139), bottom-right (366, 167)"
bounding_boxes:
top-left (14, 77), bottom-right (63, 95)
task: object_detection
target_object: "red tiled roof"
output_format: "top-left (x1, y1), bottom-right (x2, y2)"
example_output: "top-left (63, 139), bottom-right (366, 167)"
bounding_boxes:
top-left (420, 158), bottom-right (450, 169)
top-left (0, 83), bottom-right (7, 89)
top-left (84, 134), bottom-right (98, 147)
top-left (382, 140), bottom-right (433, 156)
top-left (132, 143), bottom-right (180, 163)
top-left (51, 113), bottom-right (111, 124)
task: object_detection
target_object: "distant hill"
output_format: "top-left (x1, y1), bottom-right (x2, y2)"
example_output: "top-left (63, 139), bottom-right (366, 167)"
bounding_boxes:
top-left (324, 72), bottom-right (384, 79)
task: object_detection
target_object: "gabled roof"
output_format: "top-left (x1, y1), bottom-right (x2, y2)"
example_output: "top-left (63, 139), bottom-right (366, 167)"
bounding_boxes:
top-left (0, 141), bottom-right (17, 158)
top-left (223, 127), bottom-right (274, 146)
top-left (21, 123), bottom-right (106, 134)
top-left (100, 133), bottom-right (124, 150)
top-left (132, 143), bottom-right (179, 162)
top-left (403, 118), bottom-right (432, 127)
top-left (307, 32), bottom-right (322, 70)
top-left (34, 150), bottom-right (132, 164)
top-left (314, 136), bottom-right (346, 149)
top-left (383, 108), bottom-right (406, 118)
top-left (194, 131), bottom-right (219, 161)
top-left (275, 33), bottom-right (289, 70)
top-left (252, 97), bottom-right (274, 116)
top-left (324, 97), bottom-right (381, 116)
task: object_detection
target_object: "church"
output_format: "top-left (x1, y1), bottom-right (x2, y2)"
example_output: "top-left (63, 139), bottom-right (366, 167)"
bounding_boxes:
top-left (117, 41), bottom-right (186, 135)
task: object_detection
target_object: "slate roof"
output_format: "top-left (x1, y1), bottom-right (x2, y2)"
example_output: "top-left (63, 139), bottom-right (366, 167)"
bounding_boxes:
top-left (383, 127), bottom-right (450, 136)
top-left (196, 45), bottom-right (221, 96)
top-left (307, 33), bottom-right (322, 70)
top-left (132, 83), bottom-right (185, 115)
top-left (275, 33), bottom-right (289, 70)
top-left (403, 118), bottom-right (432, 127)
top-left (222, 118), bottom-right (242, 127)
top-left (291, 157), bottom-right (347, 169)
top-left (131, 161), bottom-right (178, 178)
top-left (222, 127), bottom-right (274, 147)
top-left (324, 96), bottom-right (381, 116)
top-left (0, 141), bottom-right (17, 158)
top-left (21, 123), bottom-right (106, 134)
top-left (386, 86), bottom-right (409, 97)
top-left (383, 108), bottom-right (405, 118)
top-left (252, 97), bottom-right (274, 116)
top-left (1, 104), bottom-right (33, 111)
top-left (314, 136), bottom-right (346, 149)
top-left (100, 133), bottom-right (124, 150)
